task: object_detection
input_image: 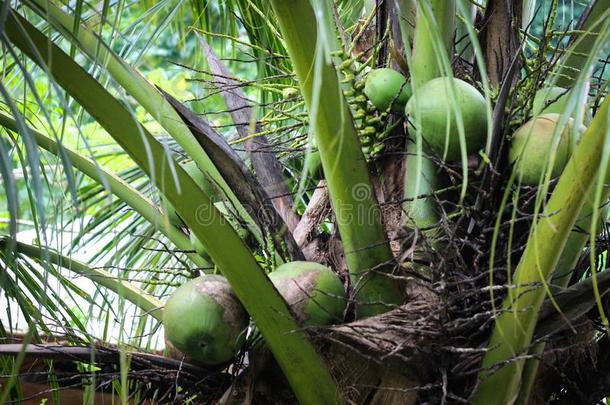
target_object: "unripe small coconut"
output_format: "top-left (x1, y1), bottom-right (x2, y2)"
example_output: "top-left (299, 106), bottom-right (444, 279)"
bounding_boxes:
top-left (405, 77), bottom-right (488, 161)
top-left (533, 87), bottom-right (569, 115)
top-left (364, 68), bottom-right (412, 113)
top-left (163, 275), bottom-right (248, 366)
top-left (269, 262), bottom-right (346, 326)
top-left (509, 113), bottom-right (586, 185)
top-left (282, 87), bottom-right (299, 100)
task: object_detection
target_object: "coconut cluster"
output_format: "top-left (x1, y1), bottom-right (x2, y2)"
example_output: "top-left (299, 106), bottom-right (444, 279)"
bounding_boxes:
top-left (363, 69), bottom-right (488, 162)
top-left (362, 69), bottom-right (586, 183)
top-left (163, 262), bottom-right (346, 366)
top-left (162, 71), bottom-right (588, 368)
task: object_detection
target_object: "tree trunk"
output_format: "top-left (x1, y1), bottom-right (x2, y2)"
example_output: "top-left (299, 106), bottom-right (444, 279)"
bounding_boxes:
top-left (479, 0), bottom-right (523, 85)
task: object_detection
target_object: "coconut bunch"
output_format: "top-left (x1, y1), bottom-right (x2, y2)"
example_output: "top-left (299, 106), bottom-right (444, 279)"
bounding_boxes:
top-left (334, 51), bottom-right (406, 160)
top-left (160, 65), bottom-right (593, 371)
top-left (362, 69), bottom-right (587, 190)
top-left (160, 76), bottom-right (589, 372)
top-left (163, 262), bottom-right (346, 366)
top-left (153, 5), bottom-right (603, 401)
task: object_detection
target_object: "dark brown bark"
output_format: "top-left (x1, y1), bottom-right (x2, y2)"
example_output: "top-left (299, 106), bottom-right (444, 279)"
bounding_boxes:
top-left (163, 91), bottom-right (304, 261)
top-left (199, 37), bottom-right (301, 234)
top-left (478, 0), bottom-right (523, 85)
top-left (293, 180), bottom-right (332, 261)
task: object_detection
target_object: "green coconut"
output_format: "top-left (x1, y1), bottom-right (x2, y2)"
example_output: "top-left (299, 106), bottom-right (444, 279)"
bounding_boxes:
top-left (161, 161), bottom-right (217, 226)
top-left (405, 77), bottom-right (488, 161)
top-left (163, 275), bottom-right (248, 366)
top-left (532, 86), bottom-right (570, 115)
top-left (509, 113), bottom-right (586, 185)
top-left (269, 261), bottom-right (346, 326)
top-left (364, 68), bottom-right (412, 113)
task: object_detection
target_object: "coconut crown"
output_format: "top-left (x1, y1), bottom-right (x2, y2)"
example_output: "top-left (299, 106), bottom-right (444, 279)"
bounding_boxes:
top-left (163, 275), bottom-right (248, 366)
top-left (405, 77), bottom-right (488, 162)
top-left (269, 261), bottom-right (346, 326)
top-left (364, 68), bottom-right (412, 113)
top-left (509, 113), bottom-right (586, 185)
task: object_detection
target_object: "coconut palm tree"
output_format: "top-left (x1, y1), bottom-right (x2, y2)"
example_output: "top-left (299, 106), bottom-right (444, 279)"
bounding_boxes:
top-left (0, 0), bottom-right (609, 403)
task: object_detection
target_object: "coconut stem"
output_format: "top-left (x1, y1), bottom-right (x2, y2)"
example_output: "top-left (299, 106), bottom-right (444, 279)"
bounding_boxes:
top-left (269, 0), bottom-right (403, 319)
top-left (515, 185), bottom-right (610, 405)
top-left (404, 143), bottom-right (440, 231)
top-left (410, 0), bottom-right (456, 87)
top-left (403, 0), bottom-right (455, 240)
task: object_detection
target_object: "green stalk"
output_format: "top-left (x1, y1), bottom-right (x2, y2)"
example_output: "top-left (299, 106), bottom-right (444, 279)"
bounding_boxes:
top-left (410, 0), bottom-right (455, 88)
top-left (554, 0), bottom-right (610, 87)
top-left (0, 111), bottom-right (209, 269)
top-left (403, 0), bottom-right (455, 235)
top-left (516, 7), bottom-right (610, 400)
top-left (515, 193), bottom-right (609, 405)
top-left (472, 97), bottom-right (610, 405)
top-left (4, 10), bottom-right (341, 404)
top-left (23, 0), bottom-right (265, 248)
top-left (455, 1), bottom-right (476, 62)
top-left (1, 238), bottom-right (164, 320)
top-left (268, 0), bottom-right (402, 318)
top-left (404, 150), bottom-right (440, 230)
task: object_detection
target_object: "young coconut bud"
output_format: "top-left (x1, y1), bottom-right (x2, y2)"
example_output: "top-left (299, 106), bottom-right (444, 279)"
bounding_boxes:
top-left (405, 77), bottom-right (487, 162)
top-left (509, 113), bottom-right (586, 185)
top-left (343, 89), bottom-right (356, 98)
top-left (269, 262), bottom-right (346, 326)
top-left (353, 109), bottom-right (367, 120)
top-left (364, 68), bottom-right (412, 113)
top-left (282, 87), bottom-right (300, 100)
top-left (353, 95), bottom-right (368, 105)
top-left (163, 275), bottom-right (248, 366)
top-left (372, 143), bottom-right (385, 156)
top-left (354, 80), bottom-right (365, 91)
